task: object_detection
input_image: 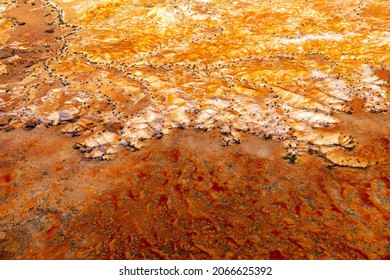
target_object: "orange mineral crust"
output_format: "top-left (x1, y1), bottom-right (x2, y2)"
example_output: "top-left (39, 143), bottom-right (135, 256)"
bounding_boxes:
top-left (0, 126), bottom-right (389, 259)
top-left (0, 0), bottom-right (389, 259)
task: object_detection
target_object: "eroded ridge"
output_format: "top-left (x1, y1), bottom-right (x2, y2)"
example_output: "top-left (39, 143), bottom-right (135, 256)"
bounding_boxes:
top-left (1, 0), bottom-right (389, 167)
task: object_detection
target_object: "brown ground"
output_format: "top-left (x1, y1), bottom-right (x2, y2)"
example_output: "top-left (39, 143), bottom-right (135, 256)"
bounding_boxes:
top-left (0, 0), bottom-right (389, 260)
top-left (0, 118), bottom-right (389, 259)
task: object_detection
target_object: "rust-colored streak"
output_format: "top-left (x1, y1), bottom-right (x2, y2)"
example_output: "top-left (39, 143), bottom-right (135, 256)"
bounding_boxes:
top-left (0, 0), bottom-right (389, 260)
top-left (0, 127), bottom-right (389, 259)
top-left (2, 174), bottom-right (12, 183)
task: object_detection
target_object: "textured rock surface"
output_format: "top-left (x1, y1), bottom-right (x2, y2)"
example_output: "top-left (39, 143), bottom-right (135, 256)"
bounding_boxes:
top-left (1, 0), bottom-right (389, 166)
top-left (0, 0), bottom-right (389, 259)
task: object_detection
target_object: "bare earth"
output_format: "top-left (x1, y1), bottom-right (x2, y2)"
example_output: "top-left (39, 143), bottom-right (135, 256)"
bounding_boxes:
top-left (0, 0), bottom-right (389, 259)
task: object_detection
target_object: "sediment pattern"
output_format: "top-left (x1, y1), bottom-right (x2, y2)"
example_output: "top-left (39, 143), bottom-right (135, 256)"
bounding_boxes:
top-left (0, 127), bottom-right (389, 259)
top-left (1, 0), bottom-right (390, 260)
top-left (1, 0), bottom-right (389, 168)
